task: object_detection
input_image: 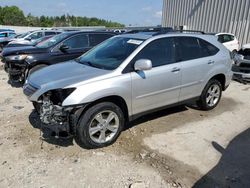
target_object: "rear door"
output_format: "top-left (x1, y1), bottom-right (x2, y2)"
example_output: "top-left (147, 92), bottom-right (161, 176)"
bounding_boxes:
top-left (131, 37), bottom-right (181, 115)
top-left (50, 33), bottom-right (90, 63)
top-left (177, 37), bottom-right (219, 101)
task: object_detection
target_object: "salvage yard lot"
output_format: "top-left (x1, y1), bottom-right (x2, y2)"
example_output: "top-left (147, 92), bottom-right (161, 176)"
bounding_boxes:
top-left (0, 63), bottom-right (249, 188)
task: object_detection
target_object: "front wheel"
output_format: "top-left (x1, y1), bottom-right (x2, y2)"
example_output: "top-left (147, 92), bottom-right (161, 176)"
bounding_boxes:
top-left (75, 102), bottom-right (125, 149)
top-left (197, 79), bottom-right (222, 111)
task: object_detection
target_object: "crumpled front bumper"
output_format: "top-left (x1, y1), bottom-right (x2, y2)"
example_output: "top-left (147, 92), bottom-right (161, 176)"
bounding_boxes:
top-left (232, 60), bottom-right (250, 83)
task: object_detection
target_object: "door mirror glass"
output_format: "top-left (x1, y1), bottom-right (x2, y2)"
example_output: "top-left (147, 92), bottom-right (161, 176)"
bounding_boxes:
top-left (25, 37), bottom-right (32, 41)
top-left (134, 59), bottom-right (152, 71)
top-left (59, 44), bottom-right (69, 52)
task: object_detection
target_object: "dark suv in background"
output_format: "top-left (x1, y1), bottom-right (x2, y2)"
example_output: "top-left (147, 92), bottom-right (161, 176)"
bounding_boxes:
top-left (1, 31), bottom-right (116, 83)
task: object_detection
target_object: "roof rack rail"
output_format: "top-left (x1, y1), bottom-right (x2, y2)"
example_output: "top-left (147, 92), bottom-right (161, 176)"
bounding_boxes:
top-left (153, 29), bottom-right (205, 36)
top-left (125, 27), bottom-right (174, 34)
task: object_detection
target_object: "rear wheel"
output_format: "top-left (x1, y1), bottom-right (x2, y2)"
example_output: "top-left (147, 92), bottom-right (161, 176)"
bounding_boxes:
top-left (197, 79), bottom-right (222, 110)
top-left (75, 102), bottom-right (124, 149)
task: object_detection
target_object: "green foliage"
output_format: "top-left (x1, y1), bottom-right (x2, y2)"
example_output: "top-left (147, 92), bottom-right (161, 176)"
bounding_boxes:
top-left (0, 6), bottom-right (124, 27)
top-left (0, 6), bottom-right (27, 26)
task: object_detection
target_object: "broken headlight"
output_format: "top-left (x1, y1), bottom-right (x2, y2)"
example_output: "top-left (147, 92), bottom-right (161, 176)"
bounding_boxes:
top-left (5, 54), bottom-right (28, 61)
top-left (44, 88), bottom-right (76, 105)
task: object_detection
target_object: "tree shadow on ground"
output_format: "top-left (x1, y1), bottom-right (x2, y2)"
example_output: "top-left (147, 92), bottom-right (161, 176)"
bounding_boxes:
top-left (193, 128), bottom-right (250, 188)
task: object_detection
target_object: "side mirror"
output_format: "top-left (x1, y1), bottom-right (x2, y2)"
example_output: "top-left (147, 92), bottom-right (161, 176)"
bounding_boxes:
top-left (59, 44), bottom-right (69, 52)
top-left (25, 37), bottom-right (32, 41)
top-left (134, 59), bottom-right (152, 71)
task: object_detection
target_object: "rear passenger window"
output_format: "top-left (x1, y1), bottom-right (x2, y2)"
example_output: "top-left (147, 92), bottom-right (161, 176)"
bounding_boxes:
top-left (177, 37), bottom-right (218, 61)
top-left (134, 38), bottom-right (175, 67)
top-left (177, 37), bottom-right (203, 61)
top-left (89, 34), bottom-right (113, 46)
top-left (199, 39), bottom-right (219, 56)
top-left (63, 34), bottom-right (89, 49)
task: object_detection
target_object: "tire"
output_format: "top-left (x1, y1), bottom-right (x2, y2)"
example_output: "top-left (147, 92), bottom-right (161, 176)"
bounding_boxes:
top-left (0, 44), bottom-right (3, 52)
top-left (26, 64), bottom-right (47, 79)
top-left (197, 79), bottom-right (222, 111)
top-left (75, 102), bottom-right (125, 149)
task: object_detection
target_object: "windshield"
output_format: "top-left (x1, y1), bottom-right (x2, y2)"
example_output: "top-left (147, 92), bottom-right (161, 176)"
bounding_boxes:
top-left (17, 31), bottom-right (32, 38)
top-left (36, 33), bottom-right (69, 48)
top-left (79, 36), bottom-right (144, 70)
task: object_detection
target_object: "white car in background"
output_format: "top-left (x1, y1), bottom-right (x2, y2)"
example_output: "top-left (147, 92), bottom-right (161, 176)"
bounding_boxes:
top-left (215, 33), bottom-right (239, 53)
top-left (8, 30), bottom-right (61, 45)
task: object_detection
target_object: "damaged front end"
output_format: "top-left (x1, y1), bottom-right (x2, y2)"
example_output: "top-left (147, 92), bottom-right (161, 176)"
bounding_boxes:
top-left (34, 88), bottom-right (82, 138)
top-left (233, 48), bottom-right (250, 83)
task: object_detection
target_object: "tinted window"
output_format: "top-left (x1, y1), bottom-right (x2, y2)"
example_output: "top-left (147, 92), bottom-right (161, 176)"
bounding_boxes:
top-left (8, 32), bottom-right (16, 37)
top-left (218, 34), bottom-right (234, 43)
top-left (176, 37), bottom-right (203, 61)
top-left (89, 34), bottom-right (113, 46)
top-left (63, 34), bottom-right (89, 49)
top-left (134, 38), bottom-right (175, 67)
top-left (0, 32), bottom-right (8, 38)
top-left (45, 31), bottom-right (57, 36)
top-left (29, 32), bottom-right (43, 39)
top-left (177, 37), bottom-right (219, 61)
top-left (199, 39), bottom-right (219, 56)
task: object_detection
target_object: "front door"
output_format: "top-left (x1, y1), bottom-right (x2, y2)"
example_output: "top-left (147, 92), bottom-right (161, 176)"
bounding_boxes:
top-left (131, 37), bottom-right (181, 115)
top-left (50, 34), bottom-right (90, 64)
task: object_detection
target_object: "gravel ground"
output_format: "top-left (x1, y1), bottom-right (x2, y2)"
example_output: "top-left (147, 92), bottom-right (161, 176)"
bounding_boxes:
top-left (0, 62), bottom-right (249, 188)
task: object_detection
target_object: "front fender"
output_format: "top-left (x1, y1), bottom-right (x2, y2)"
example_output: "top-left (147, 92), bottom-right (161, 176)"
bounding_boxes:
top-left (62, 74), bottom-right (132, 115)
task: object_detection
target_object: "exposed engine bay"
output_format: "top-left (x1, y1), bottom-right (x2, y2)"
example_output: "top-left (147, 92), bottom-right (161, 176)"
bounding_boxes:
top-left (34, 90), bottom-right (80, 139)
top-left (233, 47), bottom-right (250, 84)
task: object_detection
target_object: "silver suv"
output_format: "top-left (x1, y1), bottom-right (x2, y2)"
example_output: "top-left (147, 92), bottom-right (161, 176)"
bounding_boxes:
top-left (24, 32), bottom-right (233, 148)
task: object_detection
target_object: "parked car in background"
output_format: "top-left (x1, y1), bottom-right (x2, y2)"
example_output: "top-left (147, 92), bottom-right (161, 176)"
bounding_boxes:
top-left (23, 31), bottom-right (233, 148)
top-left (1, 31), bottom-right (116, 83)
top-left (214, 33), bottom-right (239, 53)
top-left (8, 30), bottom-right (61, 46)
top-left (233, 43), bottom-right (250, 82)
top-left (5, 35), bottom-right (54, 48)
top-left (0, 30), bottom-right (16, 51)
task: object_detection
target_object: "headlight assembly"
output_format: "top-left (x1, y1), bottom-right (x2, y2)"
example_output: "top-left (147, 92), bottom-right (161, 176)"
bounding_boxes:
top-left (5, 54), bottom-right (28, 61)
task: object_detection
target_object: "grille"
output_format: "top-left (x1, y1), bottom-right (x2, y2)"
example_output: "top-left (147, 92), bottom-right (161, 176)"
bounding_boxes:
top-left (23, 83), bottom-right (38, 97)
top-left (244, 56), bottom-right (250, 60)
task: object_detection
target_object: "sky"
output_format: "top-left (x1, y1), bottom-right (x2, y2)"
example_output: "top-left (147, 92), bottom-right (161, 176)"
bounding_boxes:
top-left (0, 0), bottom-right (163, 26)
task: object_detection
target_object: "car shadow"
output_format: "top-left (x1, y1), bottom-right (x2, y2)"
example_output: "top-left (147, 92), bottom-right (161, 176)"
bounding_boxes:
top-left (28, 110), bottom-right (74, 147)
top-left (125, 105), bottom-right (189, 130)
top-left (193, 128), bottom-right (250, 188)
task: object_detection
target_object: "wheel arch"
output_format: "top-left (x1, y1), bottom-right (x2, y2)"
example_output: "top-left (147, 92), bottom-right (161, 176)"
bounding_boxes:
top-left (210, 73), bottom-right (226, 90)
top-left (73, 95), bottom-right (130, 125)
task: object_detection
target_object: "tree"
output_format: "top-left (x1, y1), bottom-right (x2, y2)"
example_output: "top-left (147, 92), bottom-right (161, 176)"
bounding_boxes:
top-left (1, 6), bottom-right (26, 26)
top-left (0, 6), bottom-right (125, 28)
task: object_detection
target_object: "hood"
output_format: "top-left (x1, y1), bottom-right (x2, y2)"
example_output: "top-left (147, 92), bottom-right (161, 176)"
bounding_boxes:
top-left (2, 46), bottom-right (47, 56)
top-left (242, 43), bottom-right (250, 50)
top-left (28, 60), bottom-right (110, 90)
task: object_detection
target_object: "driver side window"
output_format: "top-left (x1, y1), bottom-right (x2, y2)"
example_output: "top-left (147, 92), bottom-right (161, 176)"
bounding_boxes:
top-left (62, 34), bottom-right (89, 49)
top-left (134, 38), bottom-right (176, 68)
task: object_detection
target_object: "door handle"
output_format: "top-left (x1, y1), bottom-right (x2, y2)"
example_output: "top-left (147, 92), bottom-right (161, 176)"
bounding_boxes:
top-left (208, 60), bottom-right (215, 65)
top-left (171, 67), bottom-right (181, 73)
